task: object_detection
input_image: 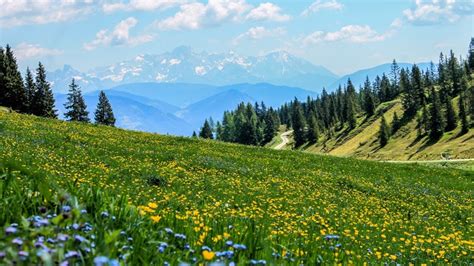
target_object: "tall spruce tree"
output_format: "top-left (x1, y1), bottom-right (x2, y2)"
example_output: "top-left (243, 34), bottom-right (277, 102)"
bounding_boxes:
top-left (263, 111), bottom-right (277, 143)
top-left (391, 112), bottom-right (401, 134)
top-left (32, 62), bottom-right (56, 118)
top-left (306, 113), bottom-right (319, 144)
top-left (0, 47), bottom-right (6, 107)
top-left (379, 115), bottom-right (390, 147)
top-left (444, 95), bottom-right (457, 131)
top-left (64, 79), bottom-right (89, 122)
top-left (459, 92), bottom-right (469, 134)
top-left (94, 91), bottom-right (115, 126)
top-left (345, 79), bottom-right (357, 129)
top-left (291, 100), bottom-right (307, 147)
top-left (363, 76), bottom-right (375, 116)
top-left (4, 45), bottom-right (27, 112)
top-left (428, 87), bottom-right (445, 140)
top-left (469, 38), bottom-right (474, 72)
top-left (24, 67), bottom-right (36, 114)
top-left (199, 119), bottom-right (214, 139)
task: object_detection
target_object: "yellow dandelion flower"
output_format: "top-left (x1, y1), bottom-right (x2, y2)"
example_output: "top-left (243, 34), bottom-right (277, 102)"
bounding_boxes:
top-left (202, 250), bottom-right (215, 261)
top-left (150, 215), bottom-right (161, 223)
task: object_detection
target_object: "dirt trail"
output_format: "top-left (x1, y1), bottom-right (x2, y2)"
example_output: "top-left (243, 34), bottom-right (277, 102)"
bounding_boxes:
top-left (274, 130), bottom-right (293, 150)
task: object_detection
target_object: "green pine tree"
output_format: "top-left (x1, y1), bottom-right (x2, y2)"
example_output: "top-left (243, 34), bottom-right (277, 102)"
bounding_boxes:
top-left (192, 131), bottom-right (197, 138)
top-left (0, 47), bottom-right (6, 107)
top-left (379, 115), bottom-right (390, 147)
top-left (391, 112), bottom-right (401, 134)
top-left (306, 113), bottom-right (319, 144)
top-left (199, 119), bottom-right (214, 139)
top-left (429, 87), bottom-right (445, 141)
top-left (444, 95), bottom-right (457, 132)
top-left (291, 101), bottom-right (307, 147)
top-left (94, 91), bottom-right (115, 126)
top-left (32, 62), bottom-right (57, 118)
top-left (363, 76), bottom-right (375, 116)
top-left (64, 79), bottom-right (90, 122)
top-left (459, 92), bottom-right (469, 134)
top-left (4, 45), bottom-right (27, 112)
top-left (24, 67), bottom-right (36, 114)
top-left (263, 111), bottom-right (277, 144)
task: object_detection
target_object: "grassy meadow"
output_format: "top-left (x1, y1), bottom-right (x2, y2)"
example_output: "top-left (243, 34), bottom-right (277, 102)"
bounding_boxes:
top-left (0, 110), bottom-right (473, 265)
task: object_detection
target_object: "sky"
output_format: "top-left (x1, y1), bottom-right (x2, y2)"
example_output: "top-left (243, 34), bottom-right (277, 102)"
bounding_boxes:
top-left (0, 0), bottom-right (473, 76)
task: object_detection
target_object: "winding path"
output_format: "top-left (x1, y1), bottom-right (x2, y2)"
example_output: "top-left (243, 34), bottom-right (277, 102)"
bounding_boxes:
top-left (274, 130), bottom-right (293, 150)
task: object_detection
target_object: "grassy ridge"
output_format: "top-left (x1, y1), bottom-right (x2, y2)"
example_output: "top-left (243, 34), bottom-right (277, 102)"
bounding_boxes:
top-left (0, 111), bottom-right (473, 264)
top-left (297, 97), bottom-right (474, 160)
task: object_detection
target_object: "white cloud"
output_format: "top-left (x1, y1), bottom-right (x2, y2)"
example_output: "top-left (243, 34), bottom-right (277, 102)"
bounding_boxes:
top-left (13, 42), bottom-right (63, 60)
top-left (156, 0), bottom-right (251, 30)
top-left (155, 0), bottom-right (290, 30)
top-left (390, 18), bottom-right (403, 28)
top-left (233, 26), bottom-right (286, 44)
top-left (403, 0), bottom-right (473, 25)
top-left (301, 0), bottom-right (343, 16)
top-left (0, 0), bottom-right (95, 28)
top-left (246, 2), bottom-right (290, 22)
top-left (102, 0), bottom-right (186, 13)
top-left (303, 25), bottom-right (392, 45)
top-left (84, 17), bottom-right (153, 50)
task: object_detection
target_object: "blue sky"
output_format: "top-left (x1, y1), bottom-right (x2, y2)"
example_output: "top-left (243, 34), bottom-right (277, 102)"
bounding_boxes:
top-left (0, 0), bottom-right (472, 75)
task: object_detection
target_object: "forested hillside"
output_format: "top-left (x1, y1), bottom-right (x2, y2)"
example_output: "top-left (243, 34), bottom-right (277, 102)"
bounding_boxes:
top-left (213, 45), bottom-right (474, 160)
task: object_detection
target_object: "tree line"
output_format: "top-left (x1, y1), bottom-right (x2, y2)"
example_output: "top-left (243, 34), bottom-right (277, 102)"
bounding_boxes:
top-left (210, 40), bottom-right (474, 149)
top-left (0, 44), bottom-right (116, 126)
top-left (197, 102), bottom-right (281, 146)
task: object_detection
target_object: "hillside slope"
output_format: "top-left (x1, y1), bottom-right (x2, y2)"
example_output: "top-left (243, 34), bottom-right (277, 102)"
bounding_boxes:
top-left (277, 98), bottom-right (473, 160)
top-left (0, 110), bottom-right (472, 264)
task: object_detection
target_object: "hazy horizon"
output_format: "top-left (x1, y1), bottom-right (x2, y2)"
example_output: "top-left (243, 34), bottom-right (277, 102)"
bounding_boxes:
top-left (1, 0), bottom-right (472, 76)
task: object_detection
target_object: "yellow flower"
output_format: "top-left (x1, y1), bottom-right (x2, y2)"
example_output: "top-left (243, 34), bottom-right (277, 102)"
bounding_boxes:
top-left (202, 250), bottom-right (215, 261)
top-left (390, 254), bottom-right (397, 260)
top-left (148, 202), bottom-right (158, 209)
top-left (150, 215), bottom-right (161, 223)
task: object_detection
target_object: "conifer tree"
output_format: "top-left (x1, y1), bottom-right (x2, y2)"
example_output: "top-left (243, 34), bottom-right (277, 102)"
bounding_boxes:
top-left (363, 76), bottom-right (375, 116)
top-left (94, 91), bottom-right (115, 126)
top-left (345, 79), bottom-right (357, 129)
top-left (0, 47), bottom-right (6, 107)
top-left (32, 62), bottom-right (57, 118)
top-left (4, 45), bottom-right (27, 112)
top-left (192, 131), bottom-right (197, 138)
top-left (379, 115), bottom-right (390, 147)
top-left (199, 119), bottom-right (213, 139)
top-left (24, 67), bottom-right (36, 114)
top-left (459, 92), bottom-right (469, 134)
top-left (306, 113), bottom-right (319, 144)
top-left (391, 112), bottom-right (401, 134)
top-left (215, 121), bottom-right (222, 140)
top-left (291, 101), bottom-right (307, 147)
top-left (390, 59), bottom-right (400, 95)
top-left (429, 87), bottom-right (445, 141)
top-left (221, 111), bottom-right (235, 142)
top-left (444, 95), bottom-right (457, 131)
top-left (469, 38), bottom-right (474, 72)
top-left (64, 79), bottom-right (89, 122)
top-left (263, 111), bottom-right (277, 144)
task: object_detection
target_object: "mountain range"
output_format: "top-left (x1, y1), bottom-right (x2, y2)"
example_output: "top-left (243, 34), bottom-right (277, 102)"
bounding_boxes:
top-left (49, 46), bottom-right (338, 93)
top-left (48, 46), bottom-right (431, 136)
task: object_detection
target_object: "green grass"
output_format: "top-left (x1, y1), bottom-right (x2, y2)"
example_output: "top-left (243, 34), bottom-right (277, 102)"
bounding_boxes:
top-left (0, 111), bottom-right (473, 264)
top-left (296, 97), bottom-right (474, 161)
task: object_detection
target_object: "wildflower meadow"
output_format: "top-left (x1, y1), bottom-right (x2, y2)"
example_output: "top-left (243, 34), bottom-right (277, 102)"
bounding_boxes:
top-left (0, 111), bottom-right (472, 265)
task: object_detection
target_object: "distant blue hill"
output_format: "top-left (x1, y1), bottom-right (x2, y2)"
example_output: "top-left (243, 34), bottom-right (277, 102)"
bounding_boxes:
top-left (55, 92), bottom-right (194, 136)
top-left (110, 83), bottom-right (219, 107)
top-left (178, 89), bottom-right (255, 128)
